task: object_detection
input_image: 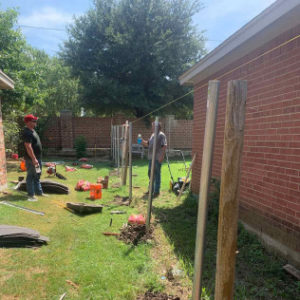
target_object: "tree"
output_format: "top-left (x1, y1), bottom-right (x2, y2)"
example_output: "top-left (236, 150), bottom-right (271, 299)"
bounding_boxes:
top-left (62, 0), bottom-right (205, 118)
top-left (0, 8), bottom-right (80, 117)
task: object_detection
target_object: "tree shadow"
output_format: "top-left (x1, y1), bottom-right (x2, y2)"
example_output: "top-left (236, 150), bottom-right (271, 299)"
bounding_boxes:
top-left (152, 191), bottom-right (299, 299)
top-left (0, 194), bottom-right (28, 202)
top-left (152, 194), bottom-right (218, 296)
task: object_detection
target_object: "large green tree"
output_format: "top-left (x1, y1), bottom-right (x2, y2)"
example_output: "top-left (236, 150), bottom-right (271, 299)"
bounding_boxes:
top-left (62, 0), bottom-right (205, 118)
top-left (0, 7), bottom-right (80, 116)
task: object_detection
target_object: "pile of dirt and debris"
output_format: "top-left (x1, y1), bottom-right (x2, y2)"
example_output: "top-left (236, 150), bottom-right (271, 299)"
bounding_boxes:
top-left (137, 291), bottom-right (180, 300)
top-left (118, 224), bottom-right (153, 245)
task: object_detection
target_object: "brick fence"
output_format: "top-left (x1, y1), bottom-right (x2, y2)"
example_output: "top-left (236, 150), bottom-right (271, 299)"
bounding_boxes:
top-left (191, 25), bottom-right (300, 266)
top-left (42, 113), bottom-right (193, 150)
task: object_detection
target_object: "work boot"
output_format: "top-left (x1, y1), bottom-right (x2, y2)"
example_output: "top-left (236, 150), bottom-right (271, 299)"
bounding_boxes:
top-left (153, 192), bottom-right (160, 198)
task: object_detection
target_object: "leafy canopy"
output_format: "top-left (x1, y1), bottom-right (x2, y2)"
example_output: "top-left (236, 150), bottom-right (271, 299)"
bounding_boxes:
top-left (62, 0), bottom-right (205, 118)
top-left (0, 7), bottom-right (80, 117)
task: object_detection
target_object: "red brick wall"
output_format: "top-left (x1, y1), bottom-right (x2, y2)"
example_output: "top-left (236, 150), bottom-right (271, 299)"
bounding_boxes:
top-left (0, 98), bottom-right (7, 190)
top-left (191, 25), bottom-right (300, 260)
top-left (43, 115), bottom-right (193, 150)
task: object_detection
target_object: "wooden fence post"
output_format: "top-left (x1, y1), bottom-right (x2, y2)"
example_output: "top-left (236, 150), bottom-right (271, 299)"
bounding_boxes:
top-left (146, 117), bottom-right (159, 230)
top-left (129, 122), bottom-right (133, 202)
top-left (214, 80), bottom-right (247, 300)
top-left (192, 80), bottom-right (220, 300)
top-left (121, 121), bottom-right (129, 185)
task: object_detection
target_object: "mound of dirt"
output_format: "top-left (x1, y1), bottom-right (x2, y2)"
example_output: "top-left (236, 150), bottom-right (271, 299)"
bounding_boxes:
top-left (118, 224), bottom-right (153, 245)
top-left (137, 291), bottom-right (180, 300)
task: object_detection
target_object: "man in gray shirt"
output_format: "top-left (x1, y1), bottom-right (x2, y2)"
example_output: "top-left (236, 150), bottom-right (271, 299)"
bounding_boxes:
top-left (142, 122), bottom-right (167, 197)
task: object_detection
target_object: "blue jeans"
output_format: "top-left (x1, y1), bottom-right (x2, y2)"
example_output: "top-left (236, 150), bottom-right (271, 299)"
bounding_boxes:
top-left (148, 160), bottom-right (162, 194)
top-left (25, 159), bottom-right (43, 197)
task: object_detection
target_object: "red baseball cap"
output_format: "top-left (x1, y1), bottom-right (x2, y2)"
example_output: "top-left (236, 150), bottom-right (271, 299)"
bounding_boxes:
top-left (24, 114), bottom-right (38, 123)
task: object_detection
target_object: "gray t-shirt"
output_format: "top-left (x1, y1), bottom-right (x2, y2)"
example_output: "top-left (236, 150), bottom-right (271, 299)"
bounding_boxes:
top-left (148, 131), bottom-right (167, 160)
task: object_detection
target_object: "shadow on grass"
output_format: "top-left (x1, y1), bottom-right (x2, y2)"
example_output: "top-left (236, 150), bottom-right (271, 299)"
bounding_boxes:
top-left (153, 193), bottom-right (299, 299)
top-left (0, 194), bottom-right (28, 202)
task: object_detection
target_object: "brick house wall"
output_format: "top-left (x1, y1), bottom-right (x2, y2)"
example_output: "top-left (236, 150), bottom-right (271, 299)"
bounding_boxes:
top-left (191, 25), bottom-right (300, 265)
top-left (0, 97), bottom-right (7, 190)
top-left (42, 114), bottom-right (193, 150)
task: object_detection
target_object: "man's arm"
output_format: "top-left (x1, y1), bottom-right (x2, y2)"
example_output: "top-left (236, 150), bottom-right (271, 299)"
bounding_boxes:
top-left (158, 145), bottom-right (167, 163)
top-left (141, 139), bottom-right (148, 147)
top-left (24, 143), bottom-right (38, 165)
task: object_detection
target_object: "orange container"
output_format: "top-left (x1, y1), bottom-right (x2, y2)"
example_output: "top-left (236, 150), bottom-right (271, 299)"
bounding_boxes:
top-left (90, 184), bottom-right (102, 200)
top-left (20, 160), bottom-right (27, 172)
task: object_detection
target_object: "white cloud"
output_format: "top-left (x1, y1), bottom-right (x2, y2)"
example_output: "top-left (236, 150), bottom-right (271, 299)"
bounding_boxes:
top-left (19, 6), bottom-right (73, 28)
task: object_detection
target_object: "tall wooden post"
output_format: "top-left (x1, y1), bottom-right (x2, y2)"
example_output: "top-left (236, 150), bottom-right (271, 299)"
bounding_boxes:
top-left (146, 117), bottom-right (159, 230)
top-left (128, 122), bottom-right (133, 202)
top-left (192, 80), bottom-right (220, 300)
top-left (117, 126), bottom-right (120, 174)
top-left (121, 121), bottom-right (129, 185)
top-left (214, 80), bottom-right (247, 300)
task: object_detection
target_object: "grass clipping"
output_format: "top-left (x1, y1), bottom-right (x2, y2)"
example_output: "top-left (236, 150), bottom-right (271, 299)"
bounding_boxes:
top-left (118, 224), bottom-right (154, 245)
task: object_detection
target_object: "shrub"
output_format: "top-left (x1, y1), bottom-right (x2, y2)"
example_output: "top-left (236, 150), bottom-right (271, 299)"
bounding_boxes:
top-left (74, 135), bottom-right (87, 158)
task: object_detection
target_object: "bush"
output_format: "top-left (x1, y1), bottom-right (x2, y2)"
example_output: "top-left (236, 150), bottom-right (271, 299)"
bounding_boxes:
top-left (3, 111), bottom-right (21, 154)
top-left (74, 135), bottom-right (87, 158)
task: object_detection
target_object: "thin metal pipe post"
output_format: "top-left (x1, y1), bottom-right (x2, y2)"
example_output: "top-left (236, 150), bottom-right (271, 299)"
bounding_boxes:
top-left (129, 122), bottom-right (133, 201)
top-left (146, 117), bottom-right (159, 230)
top-left (192, 80), bottom-right (220, 300)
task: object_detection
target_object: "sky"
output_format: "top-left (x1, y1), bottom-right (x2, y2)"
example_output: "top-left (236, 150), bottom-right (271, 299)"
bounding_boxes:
top-left (2, 0), bottom-right (277, 56)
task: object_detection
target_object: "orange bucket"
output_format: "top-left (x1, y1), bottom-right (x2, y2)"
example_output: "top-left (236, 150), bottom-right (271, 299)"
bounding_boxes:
top-left (20, 160), bottom-right (27, 172)
top-left (90, 184), bottom-right (102, 200)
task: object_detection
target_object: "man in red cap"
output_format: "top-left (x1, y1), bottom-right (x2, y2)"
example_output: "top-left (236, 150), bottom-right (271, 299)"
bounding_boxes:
top-left (22, 114), bottom-right (44, 201)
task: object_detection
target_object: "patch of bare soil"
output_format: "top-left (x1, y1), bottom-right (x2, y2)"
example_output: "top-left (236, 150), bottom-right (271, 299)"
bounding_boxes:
top-left (111, 195), bottom-right (130, 206)
top-left (136, 291), bottom-right (180, 300)
top-left (118, 224), bottom-right (154, 245)
top-left (111, 182), bottom-right (121, 188)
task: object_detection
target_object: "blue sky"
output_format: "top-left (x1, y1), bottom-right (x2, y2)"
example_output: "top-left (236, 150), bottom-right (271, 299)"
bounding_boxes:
top-left (2, 0), bottom-right (276, 56)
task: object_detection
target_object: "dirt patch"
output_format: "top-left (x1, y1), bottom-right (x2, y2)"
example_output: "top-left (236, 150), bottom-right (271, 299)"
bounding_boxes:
top-left (118, 224), bottom-right (154, 245)
top-left (137, 291), bottom-right (180, 300)
top-left (111, 195), bottom-right (130, 206)
top-left (1, 295), bottom-right (20, 300)
top-left (111, 182), bottom-right (121, 188)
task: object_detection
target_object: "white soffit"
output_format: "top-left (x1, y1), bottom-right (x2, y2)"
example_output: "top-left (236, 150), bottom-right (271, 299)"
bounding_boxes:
top-left (0, 70), bottom-right (15, 90)
top-left (180, 0), bottom-right (300, 86)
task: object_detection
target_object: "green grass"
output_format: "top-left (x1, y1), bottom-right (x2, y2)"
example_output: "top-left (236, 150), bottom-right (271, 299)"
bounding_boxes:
top-left (1, 157), bottom-right (299, 299)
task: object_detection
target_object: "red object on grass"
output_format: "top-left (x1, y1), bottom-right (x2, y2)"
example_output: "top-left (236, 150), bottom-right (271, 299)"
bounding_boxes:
top-left (12, 153), bottom-right (19, 160)
top-left (65, 166), bottom-right (77, 172)
top-left (128, 214), bottom-right (146, 225)
top-left (75, 180), bottom-right (91, 191)
top-left (81, 164), bottom-right (93, 169)
top-left (90, 184), bottom-right (102, 200)
top-left (20, 160), bottom-right (27, 171)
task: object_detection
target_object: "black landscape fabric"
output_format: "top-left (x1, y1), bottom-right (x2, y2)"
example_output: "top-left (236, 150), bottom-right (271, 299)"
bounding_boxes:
top-left (0, 225), bottom-right (49, 248)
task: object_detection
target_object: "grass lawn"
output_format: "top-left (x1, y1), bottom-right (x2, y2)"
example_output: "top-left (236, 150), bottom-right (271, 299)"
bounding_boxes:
top-left (1, 157), bottom-right (299, 299)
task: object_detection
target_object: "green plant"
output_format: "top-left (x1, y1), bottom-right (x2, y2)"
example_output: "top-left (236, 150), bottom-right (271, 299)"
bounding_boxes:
top-left (74, 135), bottom-right (87, 158)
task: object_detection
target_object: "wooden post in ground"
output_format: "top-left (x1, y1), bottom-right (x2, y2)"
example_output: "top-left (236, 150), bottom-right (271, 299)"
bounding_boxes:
top-left (128, 122), bottom-right (133, 202)
top-left (146, 117), bottom-right (159, 230)
top-left (176, 153), bottom-right (196, 202)
top-left (192, 80), bottom-right (220, 300)
top-left (214, 80), bottom-right (247, 300)
top-left (121, 121), bottom-right (129, 185)
top-left (117, 126), bottom-right (120, 174)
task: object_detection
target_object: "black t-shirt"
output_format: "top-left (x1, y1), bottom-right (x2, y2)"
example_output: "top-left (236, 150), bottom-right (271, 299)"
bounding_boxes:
top-left (22, 127), bottom-right (42, 160)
